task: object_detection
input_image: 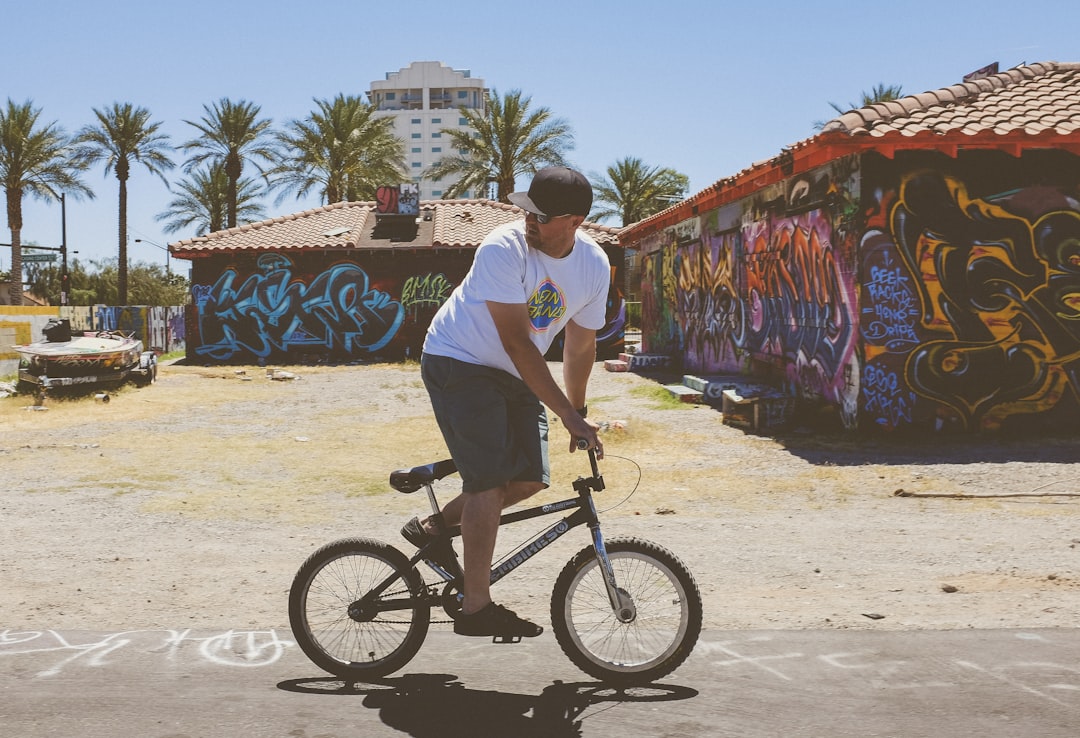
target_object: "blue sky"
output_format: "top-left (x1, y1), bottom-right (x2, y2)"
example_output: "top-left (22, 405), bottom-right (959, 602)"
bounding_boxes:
top-left (2, 0), bottom-right (1078, 270)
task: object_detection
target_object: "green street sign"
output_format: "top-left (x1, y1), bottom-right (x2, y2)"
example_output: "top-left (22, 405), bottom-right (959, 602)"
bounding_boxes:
top-left (21, 253), bottom-right (57, 263)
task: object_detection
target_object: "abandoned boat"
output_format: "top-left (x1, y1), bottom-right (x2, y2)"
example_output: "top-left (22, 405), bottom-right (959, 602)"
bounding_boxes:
top-left (14, 319), bottom-right (157, 395)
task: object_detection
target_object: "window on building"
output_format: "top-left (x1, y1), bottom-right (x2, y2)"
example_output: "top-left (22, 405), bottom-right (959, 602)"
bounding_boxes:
top-left (411, 118), bottom-right (421, 124)
top-left (459, 117), bottom-right (468, 126)
top-left (432, 118), bottom-right (441, 124)
top-left (386, 92), bottom-right (396, 100)
top-left (411, 133), bottom-right (421, 139)
top-left (432, 190), bottom-right (443, 197)
top-left (412, 147), bottom-right (422, 153)
top-left (432, 147), bottom-right (442, 153)
top-left (432, 132), bottom-right (442, 138)
top-left (457, 91), bottom-right (468, 99)
top-left (412, 162), bottom-right (422, 168)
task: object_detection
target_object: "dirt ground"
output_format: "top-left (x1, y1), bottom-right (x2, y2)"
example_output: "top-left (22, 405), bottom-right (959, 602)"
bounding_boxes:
top-left (2, 360), bottom-right (1079, 633)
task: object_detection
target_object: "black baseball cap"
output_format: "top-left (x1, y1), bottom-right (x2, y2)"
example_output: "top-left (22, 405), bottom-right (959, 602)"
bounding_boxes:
top-left (508, 166), bottom-right (592, 218)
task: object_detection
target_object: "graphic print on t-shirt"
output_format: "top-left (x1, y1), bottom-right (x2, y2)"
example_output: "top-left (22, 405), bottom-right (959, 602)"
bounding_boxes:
top-left (528, 278), bottom-right (566, 332)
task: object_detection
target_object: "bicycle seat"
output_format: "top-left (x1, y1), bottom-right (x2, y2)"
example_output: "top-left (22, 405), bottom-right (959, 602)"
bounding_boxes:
top-left (389, 459), bottom-right (458, 493)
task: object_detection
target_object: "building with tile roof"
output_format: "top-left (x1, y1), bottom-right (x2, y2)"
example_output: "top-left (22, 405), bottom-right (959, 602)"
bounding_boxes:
top-left (619, 61), bottom-right (1080, 434)
top-left (171, 194), bottom-right (624, 364)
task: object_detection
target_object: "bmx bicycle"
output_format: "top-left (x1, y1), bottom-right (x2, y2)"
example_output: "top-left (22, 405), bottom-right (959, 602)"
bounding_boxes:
top-left (288, 446), bottom-right (702, 685)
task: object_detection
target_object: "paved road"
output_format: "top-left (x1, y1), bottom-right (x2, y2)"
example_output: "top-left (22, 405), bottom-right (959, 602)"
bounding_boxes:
top-left (2, 627), bottom-right (1078, 737)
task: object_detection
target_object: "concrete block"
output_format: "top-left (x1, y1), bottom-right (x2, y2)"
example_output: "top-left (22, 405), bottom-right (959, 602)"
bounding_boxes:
top-left (664, 384), bottom-right (703, 403)
top-left (683, 375), bottom-right (709, 393)
top-left (604, 359), bottom-right (629, 372)
top-left (623, 353), bottom-right (672, 371)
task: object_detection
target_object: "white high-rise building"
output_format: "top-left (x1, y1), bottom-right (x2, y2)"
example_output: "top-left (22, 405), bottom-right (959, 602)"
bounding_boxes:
top-left (368, 61), bottom-right (488, 201)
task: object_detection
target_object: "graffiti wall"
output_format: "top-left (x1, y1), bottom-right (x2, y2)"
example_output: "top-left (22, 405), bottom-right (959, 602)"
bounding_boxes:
top-left (186, 249), bottom-right (626, 363)
top-left (59, 305), bottom-right (186, 354)
top-left (638, 149), bottom-right (1080, 433)
top-left (641, 158), bottom-right (862, 424)
top-left (859, 152), bottom-right (1080, 433)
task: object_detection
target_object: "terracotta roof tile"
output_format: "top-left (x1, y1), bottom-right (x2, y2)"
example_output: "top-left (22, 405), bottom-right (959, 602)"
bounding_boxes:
top-left (171, 199), bottom-right (621, 256)
top-left (820, 61), bottom-right (1080, 138)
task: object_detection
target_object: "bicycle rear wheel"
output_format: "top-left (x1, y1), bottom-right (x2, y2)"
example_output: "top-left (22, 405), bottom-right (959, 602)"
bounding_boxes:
top-left (289, 537), bottom-right (430, 680)
top-left (550, 537), bottom-right (702, 685)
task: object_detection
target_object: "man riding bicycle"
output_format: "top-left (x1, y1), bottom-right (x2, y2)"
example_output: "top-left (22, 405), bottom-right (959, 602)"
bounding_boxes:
top-left (403, 166), bottom-right (607, 638)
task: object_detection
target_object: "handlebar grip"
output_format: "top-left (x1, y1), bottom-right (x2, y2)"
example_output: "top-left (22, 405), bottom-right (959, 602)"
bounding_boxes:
top-left (576, 438), bottom-right (589, 450)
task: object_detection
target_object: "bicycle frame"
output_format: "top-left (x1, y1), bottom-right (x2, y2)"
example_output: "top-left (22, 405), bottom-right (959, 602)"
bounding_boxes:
top-left (355, 450), bottom-right (633, 621)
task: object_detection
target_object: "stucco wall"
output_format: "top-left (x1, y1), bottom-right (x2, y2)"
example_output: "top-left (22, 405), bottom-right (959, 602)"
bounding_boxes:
top-left (859, 150), bottom-right (1080, 433)
top-left (640, 156), bottom-right (862, 426)
top-left (636, 149), bottom-right (1080, 433)
top-left (184, 248), bottom-right (626, 364)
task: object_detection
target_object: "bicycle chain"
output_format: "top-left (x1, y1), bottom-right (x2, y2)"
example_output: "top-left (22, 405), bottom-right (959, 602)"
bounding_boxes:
top-left (365, 584), bottom-right (456, 625)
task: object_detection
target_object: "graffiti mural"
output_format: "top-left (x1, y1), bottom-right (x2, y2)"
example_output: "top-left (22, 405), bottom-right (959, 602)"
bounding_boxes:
top-left (188, 247), bottom-right (626, 363)
top-left (193, 253), bottom-right (404, 360)
top-left (641, 235), bottom-right (683, 356)
top-left (642, 203), bottom-right (860, 423)
top-left (677, 230), bottom-right (744, 372)
top-left (95, 306), bottom-right (149, 343)
top-left (878, 171), bottom-right (1080, 431)
top-left (633, 152), bottom-right (1080, 433)
top-left (742, 210), bottom-right (859, 417)
top-left (401, 272), bottom-right (453, 313)
top-left (859, 225), bottom-right (920, 430)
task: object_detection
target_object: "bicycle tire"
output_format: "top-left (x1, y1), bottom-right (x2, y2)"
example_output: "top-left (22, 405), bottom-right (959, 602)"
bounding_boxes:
top-left (550, 537), bottom-right (702, 685)
top-left (288, 537), bottom-right (430, 680)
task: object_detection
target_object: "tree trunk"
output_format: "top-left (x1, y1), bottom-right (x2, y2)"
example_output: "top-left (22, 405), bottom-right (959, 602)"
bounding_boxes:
top-left (118, 174), bottom-right (128, 305)
top-left (496, 174), bottom-right (515, 204)
top-left (225, 152), bottom-right (242, 229)
top-left (6, 188), bottom-right (23, 306)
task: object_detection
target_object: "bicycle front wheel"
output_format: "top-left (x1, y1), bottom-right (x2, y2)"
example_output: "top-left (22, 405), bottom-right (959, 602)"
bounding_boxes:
top-left (288, 537), bottom-right (430, 680)
top-left (550, 537), bottom-right (702, 685)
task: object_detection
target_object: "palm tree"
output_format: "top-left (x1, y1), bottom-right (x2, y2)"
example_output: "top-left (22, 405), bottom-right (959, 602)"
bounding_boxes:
top-left (181, 98), bottom-right (274, 229)
top-left (73, 102), bottom-right (174, 304)
top-left (425, 89), bottom-right (573, 203)
top-left (0, 99), bottom-right (93, 305)
top-left (815, 83), bottom-right (905, 130)
top-left (156, 163), bottom-right (266, 236)
top-left (269, 93), bottom-right (406, 205)
top-left (590, 157), bottom-right (690, 227)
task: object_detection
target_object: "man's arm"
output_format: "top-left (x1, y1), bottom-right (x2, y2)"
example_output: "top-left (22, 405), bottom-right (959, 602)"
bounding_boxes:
top-left (486, 301), bottom-right (599, 452)
top-left (562, 318), bottom-right (596, 414)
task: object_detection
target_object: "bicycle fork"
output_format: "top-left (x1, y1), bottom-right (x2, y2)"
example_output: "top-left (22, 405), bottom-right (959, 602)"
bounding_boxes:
top-left (586, 511), bottom-right (637, 623)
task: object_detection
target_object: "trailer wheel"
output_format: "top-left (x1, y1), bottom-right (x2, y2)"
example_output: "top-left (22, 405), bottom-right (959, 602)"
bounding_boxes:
top-left (135, 353), bottom-right (158, 386)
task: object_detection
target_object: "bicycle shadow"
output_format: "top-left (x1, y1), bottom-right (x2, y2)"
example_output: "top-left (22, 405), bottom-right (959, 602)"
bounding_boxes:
top-left (277, 673), bottom-right (698, 737)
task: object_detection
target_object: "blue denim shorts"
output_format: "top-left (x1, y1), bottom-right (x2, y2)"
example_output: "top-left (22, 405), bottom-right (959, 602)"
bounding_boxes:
top-left (421, 353), bottom-right (550, 494)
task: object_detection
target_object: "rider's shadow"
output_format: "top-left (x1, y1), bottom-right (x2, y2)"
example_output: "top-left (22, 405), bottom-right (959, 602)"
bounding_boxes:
top-left (278, 674), bottom-right (698, 737)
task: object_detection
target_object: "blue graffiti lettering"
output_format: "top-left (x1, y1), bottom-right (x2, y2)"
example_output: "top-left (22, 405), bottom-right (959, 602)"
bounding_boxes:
top-left (862, 362), bottom-right (916, 428)
top-left (194, 255), bottom-right (404, 360)
top-left (861, 238), bottom-right (919, 353)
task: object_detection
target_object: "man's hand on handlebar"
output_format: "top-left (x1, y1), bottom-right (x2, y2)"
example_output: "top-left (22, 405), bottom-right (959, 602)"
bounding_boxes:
top-left (564, 414), bottom-right (603, 459)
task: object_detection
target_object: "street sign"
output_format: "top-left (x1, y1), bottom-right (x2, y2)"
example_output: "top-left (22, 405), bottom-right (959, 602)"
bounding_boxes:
top-left (21, 253), bottom-right (57, 263)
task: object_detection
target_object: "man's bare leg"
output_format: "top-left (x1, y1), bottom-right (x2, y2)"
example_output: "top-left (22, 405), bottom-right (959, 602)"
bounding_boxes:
top-left (426, 480), bottom-right (544, 532)
top-left (459, 486), bottom-right (504, 614)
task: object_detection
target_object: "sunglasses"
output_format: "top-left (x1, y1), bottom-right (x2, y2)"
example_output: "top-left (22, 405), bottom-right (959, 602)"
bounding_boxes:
top-left (528, 211), bottom-right (570, 225)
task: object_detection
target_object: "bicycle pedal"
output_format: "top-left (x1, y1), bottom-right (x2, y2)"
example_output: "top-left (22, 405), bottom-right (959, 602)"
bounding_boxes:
top-left (491, 635), bottom-right (522, 644)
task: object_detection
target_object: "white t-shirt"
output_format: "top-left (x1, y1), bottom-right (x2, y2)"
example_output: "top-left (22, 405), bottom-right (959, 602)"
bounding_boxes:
top-left (423, 221), bottom-right (610, 377)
